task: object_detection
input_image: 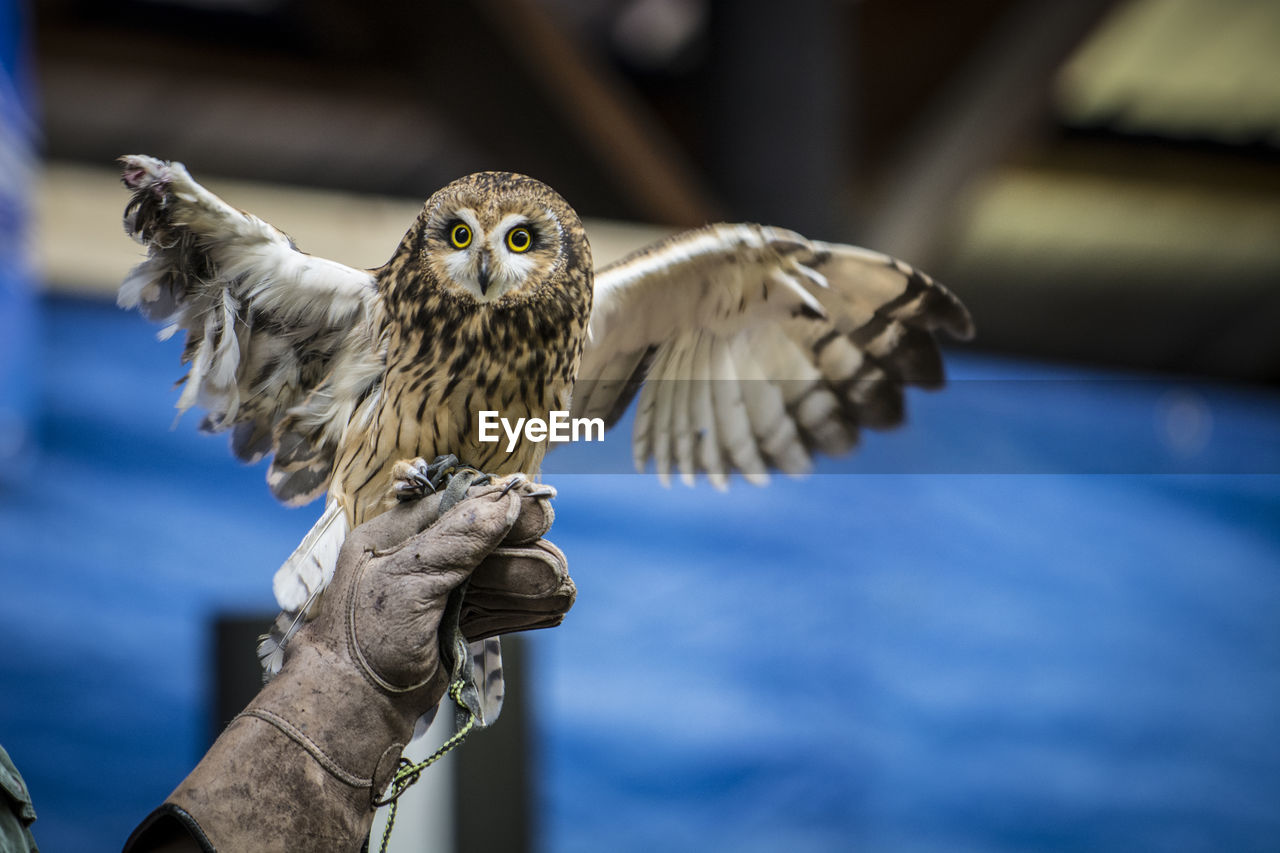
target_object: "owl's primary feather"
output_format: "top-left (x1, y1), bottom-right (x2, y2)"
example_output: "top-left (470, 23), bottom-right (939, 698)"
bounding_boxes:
top-left (119, 156), bottom-right (972, 724)
top-left (573, 224), bottom-right (973, 488)
top-left (118, 156), bottom-right (386, 507)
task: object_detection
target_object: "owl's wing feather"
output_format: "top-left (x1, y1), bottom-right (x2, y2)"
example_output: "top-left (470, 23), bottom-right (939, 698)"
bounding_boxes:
top-left (573, 223), bottom-right (974, 483)
top-left (118, 155), bottom-right (385, 505)
top-left (258, 499), bottom-right (351, 679)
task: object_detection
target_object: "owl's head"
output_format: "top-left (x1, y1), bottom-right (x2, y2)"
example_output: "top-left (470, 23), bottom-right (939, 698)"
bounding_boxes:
top-left (409, 171), bottom-right (589, 306)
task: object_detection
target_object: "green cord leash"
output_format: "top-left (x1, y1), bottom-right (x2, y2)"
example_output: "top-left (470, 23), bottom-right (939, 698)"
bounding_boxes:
top-left (372, 465), bottom-right (502, 852)
top-left (374, 677), bottom-right (477, 853)
top-left (373, 469), bottom-right (481, 853)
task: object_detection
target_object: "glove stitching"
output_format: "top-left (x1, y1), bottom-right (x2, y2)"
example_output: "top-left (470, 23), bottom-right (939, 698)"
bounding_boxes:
top-left (467, 544), bottom-right (567, 598)
top-left (234, 708), bottom-right (372, 789)
top-left (346, 550), bottom-right (438, 695)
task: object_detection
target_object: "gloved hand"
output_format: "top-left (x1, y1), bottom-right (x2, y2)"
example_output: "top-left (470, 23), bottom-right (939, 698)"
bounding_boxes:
top-left (124, 479), bottom-right (573, 853)
top-left (324, 477), bottom-right (573, 706)
top-left (462, 530), bottom-right (575, 642)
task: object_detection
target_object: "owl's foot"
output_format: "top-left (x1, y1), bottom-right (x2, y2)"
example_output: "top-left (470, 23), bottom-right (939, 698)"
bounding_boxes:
top-left (393, 457), bottom-right (553, 511)
top-left (120, 154), bottom-right (170, 192)
top-left (495, 472), bottom-right (556, 499)
top-left (393, 454), bottom-right (500, 516)
top-left (392, 454), bottom-right (470, 501)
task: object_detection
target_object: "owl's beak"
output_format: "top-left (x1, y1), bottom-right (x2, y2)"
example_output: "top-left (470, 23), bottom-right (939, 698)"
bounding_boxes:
top-left (477, 253), bottom-right (491, 295)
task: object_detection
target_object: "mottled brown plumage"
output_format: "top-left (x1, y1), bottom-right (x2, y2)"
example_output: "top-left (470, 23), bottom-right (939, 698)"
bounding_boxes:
top-left (118, 154), bottom-right (973, 706)
top-left (330, 171), bottom-right (592, 525)
top-left (118, 159), bottom-right (593, 710)
top-left (121, 160), bottom-right (590, 533)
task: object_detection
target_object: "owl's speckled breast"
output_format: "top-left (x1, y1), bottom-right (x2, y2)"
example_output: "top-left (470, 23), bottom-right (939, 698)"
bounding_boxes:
top-left (331, 300), bottom-right (584, 526)
top-left (325, 170), bottom-right (593, 527)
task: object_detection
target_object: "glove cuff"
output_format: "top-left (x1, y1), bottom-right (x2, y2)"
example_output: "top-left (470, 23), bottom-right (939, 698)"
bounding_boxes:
top-left (139, 637), bottom-right (426, 852)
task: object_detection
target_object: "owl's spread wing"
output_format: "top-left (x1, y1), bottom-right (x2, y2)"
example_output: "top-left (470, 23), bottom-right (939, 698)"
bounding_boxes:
top-left (118, 155), bottom-right (386, 505)
top-left (572, 224), bottom-right (974, 487)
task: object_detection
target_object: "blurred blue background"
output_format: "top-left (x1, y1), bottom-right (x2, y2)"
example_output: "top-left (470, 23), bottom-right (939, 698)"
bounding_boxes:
top-left (4, 0), bottom-right (1280, 851)
top-left (2, 298), bottom-right (1277, 851)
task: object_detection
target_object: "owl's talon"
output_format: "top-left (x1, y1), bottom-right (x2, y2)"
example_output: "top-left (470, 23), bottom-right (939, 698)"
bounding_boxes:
top-left (119, 155), bottom-right (170, 192)
top-left (498, 473), bottom-right (527, 497)
top-left (392, 454), bottom-right (460, 502)
top-left (390, 458), bottom-right (432, 501)
top-left (390, 454), bottom-right (504, 510)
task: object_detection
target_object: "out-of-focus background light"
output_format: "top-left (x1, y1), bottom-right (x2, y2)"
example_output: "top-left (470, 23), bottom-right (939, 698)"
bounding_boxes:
top-left (2, 0), bottom-right (1278, 851)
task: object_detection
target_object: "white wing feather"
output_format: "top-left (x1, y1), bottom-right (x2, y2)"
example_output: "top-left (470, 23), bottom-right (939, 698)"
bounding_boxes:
top-left (119, 154), bottom-right (385, 506)
top-left (573, 223), bottom-right (974, 484)
top-left (272, 500), bottom-right (350, 613)
top-left (257, 500), bottom-right (350, 678)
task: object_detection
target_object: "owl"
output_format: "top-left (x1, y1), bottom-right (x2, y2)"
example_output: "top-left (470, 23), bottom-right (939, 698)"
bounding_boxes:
top-left (118, 154), bottom-right (973, 726)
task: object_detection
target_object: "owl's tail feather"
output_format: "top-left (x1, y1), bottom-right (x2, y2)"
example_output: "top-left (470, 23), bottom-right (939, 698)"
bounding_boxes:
top-left (273, 500), bottom-right (349, 613)
top-left (257, 597), bottom-right (317, 681)
top-left (257, 500), bottom-right (349, 679)
top-left (469, 638), bottom-right (504, 727)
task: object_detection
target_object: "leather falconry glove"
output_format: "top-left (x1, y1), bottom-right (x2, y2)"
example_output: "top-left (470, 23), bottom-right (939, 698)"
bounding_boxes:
top-left (124, 478), bottom-right (573, 853)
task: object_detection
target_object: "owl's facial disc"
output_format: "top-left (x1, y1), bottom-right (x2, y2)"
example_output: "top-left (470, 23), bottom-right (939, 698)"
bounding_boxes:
top-left (439, 208), bottom-right (551, 304)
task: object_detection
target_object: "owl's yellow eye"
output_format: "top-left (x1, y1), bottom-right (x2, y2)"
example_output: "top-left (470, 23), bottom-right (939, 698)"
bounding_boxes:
top-left (506, 226), bottom-right (532, 253)
top-left (449, 223), bottom-right (472, 249)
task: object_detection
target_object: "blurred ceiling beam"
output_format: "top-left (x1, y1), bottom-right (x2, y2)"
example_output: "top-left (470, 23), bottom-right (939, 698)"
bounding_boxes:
top-left (932, 0), bottom-right (1280, 381)
top-left (862, 0), bottom-right (1117, 268)
top-left (34, 161), bottom-right (674, 298)
top-left (945, 153), bottom-right (1280, 381)
top-left (38, 53), bottom-right (480, 196)
top-left (33, 1), bottom-right (721, 224)
top-left (475, 0), bottom-right (722, 227)
top-left (1057, 0), bottom-right (1280, 146)
top-left (702, 0), bottom-right (851, 238)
